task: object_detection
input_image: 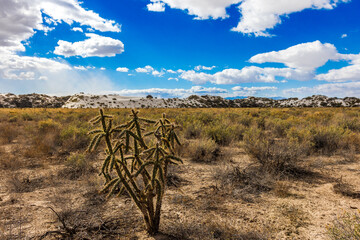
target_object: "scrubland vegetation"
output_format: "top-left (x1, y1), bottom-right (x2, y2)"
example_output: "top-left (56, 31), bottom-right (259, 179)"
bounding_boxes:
top-left (0, 108), bottom-right (359, 239)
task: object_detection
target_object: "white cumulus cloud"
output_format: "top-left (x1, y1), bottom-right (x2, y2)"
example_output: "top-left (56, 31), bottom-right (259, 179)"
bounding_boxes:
top-left (152, 70), bottom-right (165, 77)
top-left (116, 67), bottom-right (129, 72)
top-left (0, 0), bottom-right (122, 86)
top-left (0, 53), bottom-right (71, 80)
top-left (180, 66), bottom-right (313, 84)
top-left (136, 65), bottom-right (155, 73)
top-left (148, 0), bottom-right (241, 20)
top-left (0, 0), bottom-right (121, 55)
top-left (249, 41), bottom-right (340, 70)
top-left (316, 64), bottom-right (360, 82)
top-left (147, 1), bottom-right (166, 12)
top-left (71, 27), bottom-right (83, 32)
top-left (54, 33), bottom-right (124, 57)
top-left (147, 0), bottom-right (348, 36)
top-left (231, 86), bottom-right (277, 96)
top-left (194, 65), bottom-right (216, 71)
top-left (232, 0), bottom-right (349, 36)
top-left (283, 82), bottom-right (360, 98)
top-left (74, 66), bottom-right (87, 70)
top-left (106, 86), bottom-right (228, 98)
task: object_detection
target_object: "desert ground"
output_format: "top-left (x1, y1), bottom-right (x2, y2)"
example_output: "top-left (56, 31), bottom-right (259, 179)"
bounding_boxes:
top-left (0, 108), bottom-right (359, 239)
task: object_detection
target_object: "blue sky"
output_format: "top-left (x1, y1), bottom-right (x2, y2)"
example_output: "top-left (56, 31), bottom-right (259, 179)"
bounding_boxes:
top-left (1, 0), bottom-right (360, 98)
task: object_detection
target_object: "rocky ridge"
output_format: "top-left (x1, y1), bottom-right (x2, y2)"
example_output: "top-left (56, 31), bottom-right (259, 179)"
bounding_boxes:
top-left (0, 93), bottom-right (359, 108)
top-left (0, 93), bottom-right (70, 108)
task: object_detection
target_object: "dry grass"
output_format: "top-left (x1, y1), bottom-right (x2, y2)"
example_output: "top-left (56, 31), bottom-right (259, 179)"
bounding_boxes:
top-left (327, 211), bottom-right (360, 240)
top-left (6, 175), bottom-right (45, 193)
top-left (186, 138), bottom-right (222, 163)
top-left (333, 178), bottom-right (360, 199)
top-left (0, 123), bottom-right (18, 144)
top-left (0, 108), bottom-right (359, 239)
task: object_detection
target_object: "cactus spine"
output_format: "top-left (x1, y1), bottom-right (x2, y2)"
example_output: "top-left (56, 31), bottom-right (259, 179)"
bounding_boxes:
top-left (88, 109), bottom-right (182, 235)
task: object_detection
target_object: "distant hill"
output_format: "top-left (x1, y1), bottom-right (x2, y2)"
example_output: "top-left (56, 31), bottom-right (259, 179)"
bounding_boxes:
top-left (225, 96), bottom-right (286, 100)
top-left (0, 93), bottom-right (359, 108)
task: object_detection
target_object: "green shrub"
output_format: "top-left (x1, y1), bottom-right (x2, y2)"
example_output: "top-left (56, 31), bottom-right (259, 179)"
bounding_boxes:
top-left (183, 124), bottom-right (202, 139)
top-left (340, 118), bottom-right (360, 132)
top-left (205, 125), bottom-right (234, 146)
top-left (59, 153), bottom-right (94, 180)
top-left (327, 211), bottom-right (360, 240)
top-left (311, 127), bottom-right (345, 155)
top-left (60, 124), bottom-right (90, 151)
top-left (38, 119), bottom-right (60, 134)
top-left (187, 138), bottom-right (221, 163)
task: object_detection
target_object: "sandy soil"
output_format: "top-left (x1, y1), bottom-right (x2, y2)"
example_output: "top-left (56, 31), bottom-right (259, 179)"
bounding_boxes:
top-left (0, 143), bottom-right (359, 239)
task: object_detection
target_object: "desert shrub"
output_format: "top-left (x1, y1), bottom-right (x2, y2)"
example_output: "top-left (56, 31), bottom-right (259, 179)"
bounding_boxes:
top-left (205, 124), bottom-right (234, 146)
top-left (38, 119), bottom-right (60, 134)
top-left (244, 128), bottom-right (304, 174)
top-left (23, 118), bottom-right (61, 157)
top-left (286, 127), bottom-right (312, 156)
top-left (214, 165), bottom-right (273, 199)
top-left (60, 124), bottom-right (90, 151)
top-left (24, 132), bottom-right (60, 157)
top-left (6, 175), bottom-right (44, 193)
top-left (238, 114), bottom-right (253, 127)
top-left (255, 116), bottom-right (266, 130)
top-left (333, 178), bottom-right (360, 199)
top-left (327, 211), bottom-right (360, 240)
top-left (273, 181), bottom-right (292, 198)
top-left (0, 123), bottom-right (18, 144)
top-left (279, 203), bottom-right (309, 228)
top-left (0, 152), bottom-right (22, 171)
top-left (187, 138), bottom-right (222, 163)
top-left (183, 124), bottom-right (202, 139)
top-left (267, 118), bottom-right (293, 138)
top-left (340, 118), bottom-right (360, 132)
top-left (21, 112), bottom-right (33, 121)
top-left (310, 126), bottom-right (345, 155)
top-left (166, 214), bottom-right (268, 240)
top-left (58, 153), bottom-right (94, 180)
top-left (342, 132), bottom-right (360, 153)
top-left (197, 112), bottom-right (215, 125)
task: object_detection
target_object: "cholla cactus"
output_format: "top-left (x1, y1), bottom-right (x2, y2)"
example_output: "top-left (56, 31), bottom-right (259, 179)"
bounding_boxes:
top-left (88, 109), bottom-right (182, 235)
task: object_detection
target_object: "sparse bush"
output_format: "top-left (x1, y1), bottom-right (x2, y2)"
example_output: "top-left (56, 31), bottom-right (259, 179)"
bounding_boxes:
top-left (38, 119), bottom-right (60, 134)
top-left (7, 175), bottom-right (44, 193)
top-left (214, 165), bottom-right (273, 198)
top-left (273, 181), bottom-right (292, 198)
top-left (311, 127), bottom-right (345, 155)
top-left (244, 128), bottom-right (304, 174)
top-left (340, 118), bottom-right (360, 132)
top-left (205, 125), bottom-right (233, 146)
top-left (327, 211), bottom-right (360, 240)
top-left (267, 118), bottom-right (292, 138)
top-left (333, 178), bottom-right (360, 199)
top-left (0, 123), bottom-right (18, 144)
top-left (166, 214), bottom-right (269, 240)
top-left (23, 118), bottom-right (61, 157)
top-left (58, 153), bottom-right (94, 180)
top-left (60, 124), bottom-right (90, 151)
top-left (183, 124), bottom-right (202, 139)
top-left (0, 152), bottom-right (21, 171)
top-left (187, 138), bottom-right (222, 163)
top-left (279, 203), bottom-right (309, 228)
